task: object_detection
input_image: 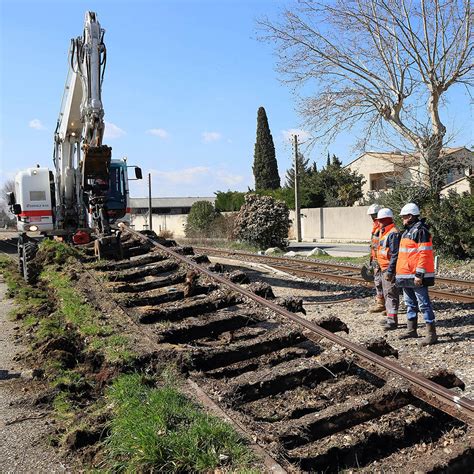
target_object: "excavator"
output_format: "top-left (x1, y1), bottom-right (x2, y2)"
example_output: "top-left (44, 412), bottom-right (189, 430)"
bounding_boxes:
top-left (7, 11), bottom-right (142, 282)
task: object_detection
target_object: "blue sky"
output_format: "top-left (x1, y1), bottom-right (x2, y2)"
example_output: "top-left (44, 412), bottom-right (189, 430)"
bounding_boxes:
top-left (1, 0), bottom-right (472, 198)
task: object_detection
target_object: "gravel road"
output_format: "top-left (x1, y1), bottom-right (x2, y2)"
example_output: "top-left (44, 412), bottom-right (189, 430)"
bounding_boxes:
top-left (0, 277), bottom-right (70, 473)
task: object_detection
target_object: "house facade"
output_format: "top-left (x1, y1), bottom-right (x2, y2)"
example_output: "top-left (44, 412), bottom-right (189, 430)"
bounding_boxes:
top-left (345, 147), bottom-right (473, 198)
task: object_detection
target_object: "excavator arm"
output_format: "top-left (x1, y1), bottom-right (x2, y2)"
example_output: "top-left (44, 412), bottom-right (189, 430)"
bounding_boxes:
top-left (54, 12), bottom-right (113, 234)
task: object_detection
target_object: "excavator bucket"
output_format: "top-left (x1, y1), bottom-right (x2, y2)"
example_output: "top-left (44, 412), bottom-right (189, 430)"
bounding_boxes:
top-left (82, 145), bottom-right (112, 186)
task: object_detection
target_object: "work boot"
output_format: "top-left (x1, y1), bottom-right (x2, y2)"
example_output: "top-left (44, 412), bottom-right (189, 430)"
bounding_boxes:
top-left (369, 298), bottom-right (385, 313)
top-left (420, 322), bottom-right (438, 346)
top-left (379, 311), bottom-right (387, 326)
top-left (399, 319), bottom-right (418, 339)
top-left (383, 315), bottom-right (398, 331)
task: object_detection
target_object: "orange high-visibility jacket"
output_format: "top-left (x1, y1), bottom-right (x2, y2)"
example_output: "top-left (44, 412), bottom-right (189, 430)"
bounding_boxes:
top-left (396, 219), bottom-right (435, 287)
top-left (377, 223), bottom-right (400, 273)
top-left (370, 221), bottom-right (381, 261)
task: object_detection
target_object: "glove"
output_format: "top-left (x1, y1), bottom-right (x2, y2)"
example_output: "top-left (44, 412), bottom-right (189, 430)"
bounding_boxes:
top-left (414, 276), bottom-right (423, 286)
top-left (384, 272), bottom-right (395, 283)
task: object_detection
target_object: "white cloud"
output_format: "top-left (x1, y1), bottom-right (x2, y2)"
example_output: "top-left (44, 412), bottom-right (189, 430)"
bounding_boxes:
top-left (153, 166), bottom-right (210, 184)
top-left (146, 166), bottom-right (243, 188)
top-left (214, 170), bottom-right (244, 186)
top-left (104, 122), bottom-right (126, 139)
top-left (281, 128), bottom-right (312, 143)
top-left (202, 131), bottom-right (222, 143)
top-left (29, 119), bottom-right (46, 130)
top-left (146, 128), bottom-right (169, 139)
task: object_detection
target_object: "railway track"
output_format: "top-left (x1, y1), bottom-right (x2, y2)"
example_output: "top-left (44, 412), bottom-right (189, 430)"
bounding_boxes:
top-left (193, 246), bottom-right (474, 304)
top-left (2, 231), bottom-right (473, 470)
top-left (76, 227), bottom-right (472, 472)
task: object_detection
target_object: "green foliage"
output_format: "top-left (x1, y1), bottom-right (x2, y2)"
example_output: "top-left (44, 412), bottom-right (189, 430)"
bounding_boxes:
top-left (103, 373), bottom-right (254, 472)
top-left (285, 152), bottom-right (310, 189)
top-left (214, 190), bottom-right (246, 211)
top-left (364, 184), bottom-right (437, 229)
top-left (257, 187), bottom-right (295, 208)
top-left (424, 191), bottom-right (474, 259)
top-left (184, 201), bottom-right (220, 238)
top-left (253, 106), bottom-right (280, 190)
top-left (283, 153), bottom-right (364, 208)
top-left (316, 157), bottom-right (365, 206)
top-left (365, 184), bottom-right (473, 258)
top-left (234, 194), bottom-right (290, 249)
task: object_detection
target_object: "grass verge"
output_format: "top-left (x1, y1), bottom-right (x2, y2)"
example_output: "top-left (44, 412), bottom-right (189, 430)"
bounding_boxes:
top-left (1, 246), bottom-right (259, 471)
top-left (102, 373), bottom-right (255, 472)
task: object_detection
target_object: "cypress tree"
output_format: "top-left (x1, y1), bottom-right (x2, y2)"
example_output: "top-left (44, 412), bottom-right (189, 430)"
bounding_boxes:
top-left (253, 107), bottom-right (280, 190)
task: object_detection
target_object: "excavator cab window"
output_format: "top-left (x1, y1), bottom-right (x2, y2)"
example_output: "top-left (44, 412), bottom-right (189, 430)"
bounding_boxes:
top-left (106, 162), bottom-right (127, 219)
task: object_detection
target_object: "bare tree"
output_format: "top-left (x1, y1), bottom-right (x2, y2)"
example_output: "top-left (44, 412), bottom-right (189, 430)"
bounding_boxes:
top-left (259, 0), bottom-right (473, 192)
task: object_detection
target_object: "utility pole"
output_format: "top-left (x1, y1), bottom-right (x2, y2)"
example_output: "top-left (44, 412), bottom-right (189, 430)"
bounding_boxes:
top-left (294, 134), bottom-right (302, 242)
top-left (148, 172), bottom-right (153, 231)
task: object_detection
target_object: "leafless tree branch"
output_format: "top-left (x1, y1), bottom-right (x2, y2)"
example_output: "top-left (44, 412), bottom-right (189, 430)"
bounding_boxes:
top-left (258, 0), bottom-right (473, 191)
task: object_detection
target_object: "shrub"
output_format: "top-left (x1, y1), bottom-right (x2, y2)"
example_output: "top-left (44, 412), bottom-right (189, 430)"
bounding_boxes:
top-left (364, 184), bottom-right (437, 229)
top-left (212, 213), bottom-right (237, 239)
top-left (184, 201), bottom-right (219, 238)
top-left (158, 229), bottom-right (174, 239)
top-left (424, 191), bottom-right (473, 259)
top-left (214, 191), bottom-right (246, 212)
top-left (365, 184), bottom-right (473, 259)
top-left (233, 194), bottom-right (290, 249)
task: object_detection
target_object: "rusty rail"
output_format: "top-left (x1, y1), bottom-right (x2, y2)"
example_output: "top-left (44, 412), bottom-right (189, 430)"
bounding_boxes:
top-left (194, 246), bottom-right (474, 303)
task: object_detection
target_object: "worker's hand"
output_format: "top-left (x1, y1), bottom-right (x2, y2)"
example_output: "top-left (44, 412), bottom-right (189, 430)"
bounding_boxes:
top-left (384, 273), bottom-right (395, 283)
top-left (414, 276), bottom-right (423, 286)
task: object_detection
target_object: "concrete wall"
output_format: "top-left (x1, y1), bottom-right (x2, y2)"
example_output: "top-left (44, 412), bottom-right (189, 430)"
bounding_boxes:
top-left (130, 213), bottom-right (187, 237)
top-left (131, 206), bottom-right (374, 241)
top-left (290, 206), bottom-right (372, 241)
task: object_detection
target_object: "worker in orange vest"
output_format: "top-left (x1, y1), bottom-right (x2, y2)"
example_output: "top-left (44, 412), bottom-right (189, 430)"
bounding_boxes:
top-left (396, 203), bottom-right (437, 345)
top-left (367, 204), bottom-right (384, 314)
top-left (376, 208), bottom-right (401, 330)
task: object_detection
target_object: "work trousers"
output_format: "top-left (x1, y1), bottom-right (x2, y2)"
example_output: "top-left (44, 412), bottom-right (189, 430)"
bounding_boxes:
top-left (381, 271), bottom-right (399, 315)
top-left (402, 286), bottom-right (435, 324)
top-left (374, 266), bottom-right (383, 299)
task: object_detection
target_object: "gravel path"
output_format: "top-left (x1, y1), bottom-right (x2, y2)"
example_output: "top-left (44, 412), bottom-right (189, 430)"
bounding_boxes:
top-left (0, 277), bottom-right (70, 473)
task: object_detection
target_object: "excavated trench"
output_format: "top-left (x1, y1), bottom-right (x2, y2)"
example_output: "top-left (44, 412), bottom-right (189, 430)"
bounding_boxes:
top-left (80, 233), bottom-right (473, 472)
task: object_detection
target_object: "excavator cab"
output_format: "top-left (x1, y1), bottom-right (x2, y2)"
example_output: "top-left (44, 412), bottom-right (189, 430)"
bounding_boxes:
top-left (106, 161), bottom-right (128, 220)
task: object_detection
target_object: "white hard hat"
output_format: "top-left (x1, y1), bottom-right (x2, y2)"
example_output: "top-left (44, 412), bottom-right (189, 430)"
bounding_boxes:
top-left (377, 208), bottom-right (393, 219)
top-left (367, 203), bottom-right (382, 215)
top-left (400, 203), bottom-right (420, 216)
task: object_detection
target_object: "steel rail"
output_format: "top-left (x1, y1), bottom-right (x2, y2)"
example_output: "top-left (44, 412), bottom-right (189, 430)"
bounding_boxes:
top-left (265, 263), bottom-right (474, 304)
top-left (121, 225), bottom-right (474, 425)
top-left (194, 246), bottom-right (474, 288)
top-left (195, 247), bottom-right (474, 302)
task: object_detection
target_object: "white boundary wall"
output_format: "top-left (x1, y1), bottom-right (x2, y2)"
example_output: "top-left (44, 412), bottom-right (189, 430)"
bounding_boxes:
top-left (290, 206), bottom-right (372, 241)
top-left (131, 206), bottom-right (372, 241)
top-left (130, 214), bottom-right (187, 237)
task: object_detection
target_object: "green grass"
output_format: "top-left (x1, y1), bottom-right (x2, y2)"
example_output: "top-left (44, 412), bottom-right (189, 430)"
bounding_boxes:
top-left (40, 268), bottom-right (136, 364)
top-left (0, 256), bottom-right (49, 320)
top-left (305, 253), bottom-right (369, 265)
top-left (102, 373), bottom-right (256, 473)
top-left (37, 239), bottom-right (83, 265)
top-left (177, 237), bottom-right (261, 253)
